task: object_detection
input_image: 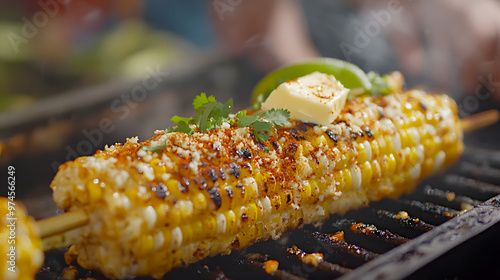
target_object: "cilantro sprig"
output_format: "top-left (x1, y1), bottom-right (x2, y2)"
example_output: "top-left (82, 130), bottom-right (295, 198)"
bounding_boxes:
top-left (235, 109), bottom-right (290, 142)
top-left (166, 93), bottom-right (233, 135)
top-left (141, 93), bottom-right (290, 152)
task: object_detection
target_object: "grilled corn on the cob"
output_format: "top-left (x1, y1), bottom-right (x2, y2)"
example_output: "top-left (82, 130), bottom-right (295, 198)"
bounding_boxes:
top-left (0, 197), bottom-right (44, 280)
top-left (51, 90), bottom-right (463, 279)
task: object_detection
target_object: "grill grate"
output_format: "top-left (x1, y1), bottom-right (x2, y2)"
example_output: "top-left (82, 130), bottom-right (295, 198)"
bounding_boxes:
top-left (38, 147), bottom-right (500, 280)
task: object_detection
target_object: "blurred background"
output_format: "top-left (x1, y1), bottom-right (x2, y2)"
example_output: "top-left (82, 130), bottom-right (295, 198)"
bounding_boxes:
top-left (0, 0), bottom-right (500, 217)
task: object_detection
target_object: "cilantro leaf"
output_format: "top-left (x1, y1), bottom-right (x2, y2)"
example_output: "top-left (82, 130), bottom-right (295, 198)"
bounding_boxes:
top-left (141, 141), bottom-right (167, 153)
top-left (254, 131), bottom-right (270, 142)
top-left (193, 93), bottom-right (217, 110)
top-left (258, 109), bottom-right (290, 126)
top-left (236, 110), bottom-right (260, 127)
top-left (171, 116), bottom-right (193, 125)
top-left (236, 109), bottom-right (290, 142)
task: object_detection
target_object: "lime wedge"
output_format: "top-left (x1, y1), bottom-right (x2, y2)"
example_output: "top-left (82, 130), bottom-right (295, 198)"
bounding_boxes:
top-left (251, 58), bottom-right (372, 108)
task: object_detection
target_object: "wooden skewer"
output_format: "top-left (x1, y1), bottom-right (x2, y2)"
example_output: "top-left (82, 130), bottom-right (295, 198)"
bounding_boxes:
top-left (38, 208), bottom-right (88, 239)
top-left (35, 109), bottom-right (499, 245)
top-left (460, 109), bottom-right (499, 133)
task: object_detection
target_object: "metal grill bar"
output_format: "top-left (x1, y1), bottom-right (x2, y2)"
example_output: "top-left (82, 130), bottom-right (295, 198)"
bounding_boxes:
top-left (443, 174), bottom-right (500, 199)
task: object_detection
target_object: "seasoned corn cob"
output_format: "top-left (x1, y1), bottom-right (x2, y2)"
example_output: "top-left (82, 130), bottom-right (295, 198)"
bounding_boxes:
top-left (50, 90), bottom-right (463, 279)
top-left (0, 197), bottom-right (44, 280)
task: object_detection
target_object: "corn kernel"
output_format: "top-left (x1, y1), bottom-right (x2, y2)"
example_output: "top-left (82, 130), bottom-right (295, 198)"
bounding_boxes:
top-left (191, 220), bottom-right (203, 241)
top-left (386, 154), bottom-right (396, 174)
top-left (302, 181), bottom-right (312, 202)
top-left (136, 234), bottom-right (154, 258)
top-left (384, 135), bottom-right (394, 154)
top-left (225, 210), bottom-right (237, 234)
top-left (87, 178), bottom-right (103, 203)
top-left (202, 215), bottom-right (217, 238)
top-left (270, 194), bottom-right (281, 213)
top-left (343, 168), bottom-right (353, 192)
top-left (371, 160), bottom-right (382, 184)
top-left (166, 179), bottom-right (185, 199)
top-left (357, 142), bottom-right (367, 163)
top-left (377, 135), bottom-right (387, 155)
top-left (181, 224), bottom-right (193, 245)
top-left (171, 227), bottom-right (183, 250)
top-left (150, 158), bottom-right (166, 175)
top-left (336, 145), bottom-right (350, 169)
top-left (167, 207), bottom-right (182, 226)
top-left (361, 161), bottom-right (372, 186)
top-left (216, 213), bottom-right (227, 234)
top-left (407, 147), bottom-right (419, 167)
top-left (192, 192), bottom-right (208, 210)
top-left (370, 140), bottom-right (379, 160)
top-left (246, 202), bottom-right (258, 223)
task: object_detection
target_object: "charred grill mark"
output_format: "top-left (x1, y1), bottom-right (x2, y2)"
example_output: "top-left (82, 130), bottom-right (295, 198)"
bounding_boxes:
top-left (236, 149), bottom-right (252, 159)
top-left (229, 163), bottom-right (240, 179)
top-left (225, 186), bottom-right (233, 199)
top-left (364, 127), bottom-right (374, 138)
top-left (298, 124), bottom-right (308, 132)
top-left (219, 167), bottom-right (226, 180)
top-left (208, 169), bottom-right (218, 182)
top-left (290, 128), bottom-right (300, 141)
top-left (272, 141), bottom-right (279, 150)
top-left (208, 187), bottom-right (222, 209)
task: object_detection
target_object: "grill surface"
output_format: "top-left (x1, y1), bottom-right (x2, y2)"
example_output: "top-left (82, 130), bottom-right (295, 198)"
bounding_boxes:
top-left (36, 135), bottom-right (500, 280)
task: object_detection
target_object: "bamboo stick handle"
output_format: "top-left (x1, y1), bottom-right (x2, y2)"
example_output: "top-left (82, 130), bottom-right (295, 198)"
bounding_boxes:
top-left (38, 208), bottom-right (89, 239)
top-left (460, 109), bottom-right (499, 133)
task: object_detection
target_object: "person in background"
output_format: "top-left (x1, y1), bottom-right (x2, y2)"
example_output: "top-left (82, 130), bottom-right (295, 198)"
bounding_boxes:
top-left (206, 0), bottom-right (500, 101)
top-left (11, 0), bottom-right (500, 100)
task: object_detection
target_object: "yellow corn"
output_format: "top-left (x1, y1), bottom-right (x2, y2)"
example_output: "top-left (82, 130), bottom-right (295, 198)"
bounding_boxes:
top-left (50, 90), bottom-right (463, 279)
top-left (0, 197), bottom-right (44, 280)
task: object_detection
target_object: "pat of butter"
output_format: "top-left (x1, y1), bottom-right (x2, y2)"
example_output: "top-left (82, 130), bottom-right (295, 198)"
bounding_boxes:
top-left (261, 72), bottom-right (349, 126)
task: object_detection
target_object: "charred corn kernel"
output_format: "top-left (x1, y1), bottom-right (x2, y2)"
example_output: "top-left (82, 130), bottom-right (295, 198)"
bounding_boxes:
top-left (87, 178), bottom-right (103, 203)
top-left (0, 198), bottom-right (43, 280)
top-left (50, 90), bottom-right (463, 279)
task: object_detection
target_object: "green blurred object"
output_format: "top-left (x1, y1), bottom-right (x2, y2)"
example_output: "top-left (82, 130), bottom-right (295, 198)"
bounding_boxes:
top-left (251, 58), bottom-right (372, 109)
top-left (250, 58), bottom-right (399, 109)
